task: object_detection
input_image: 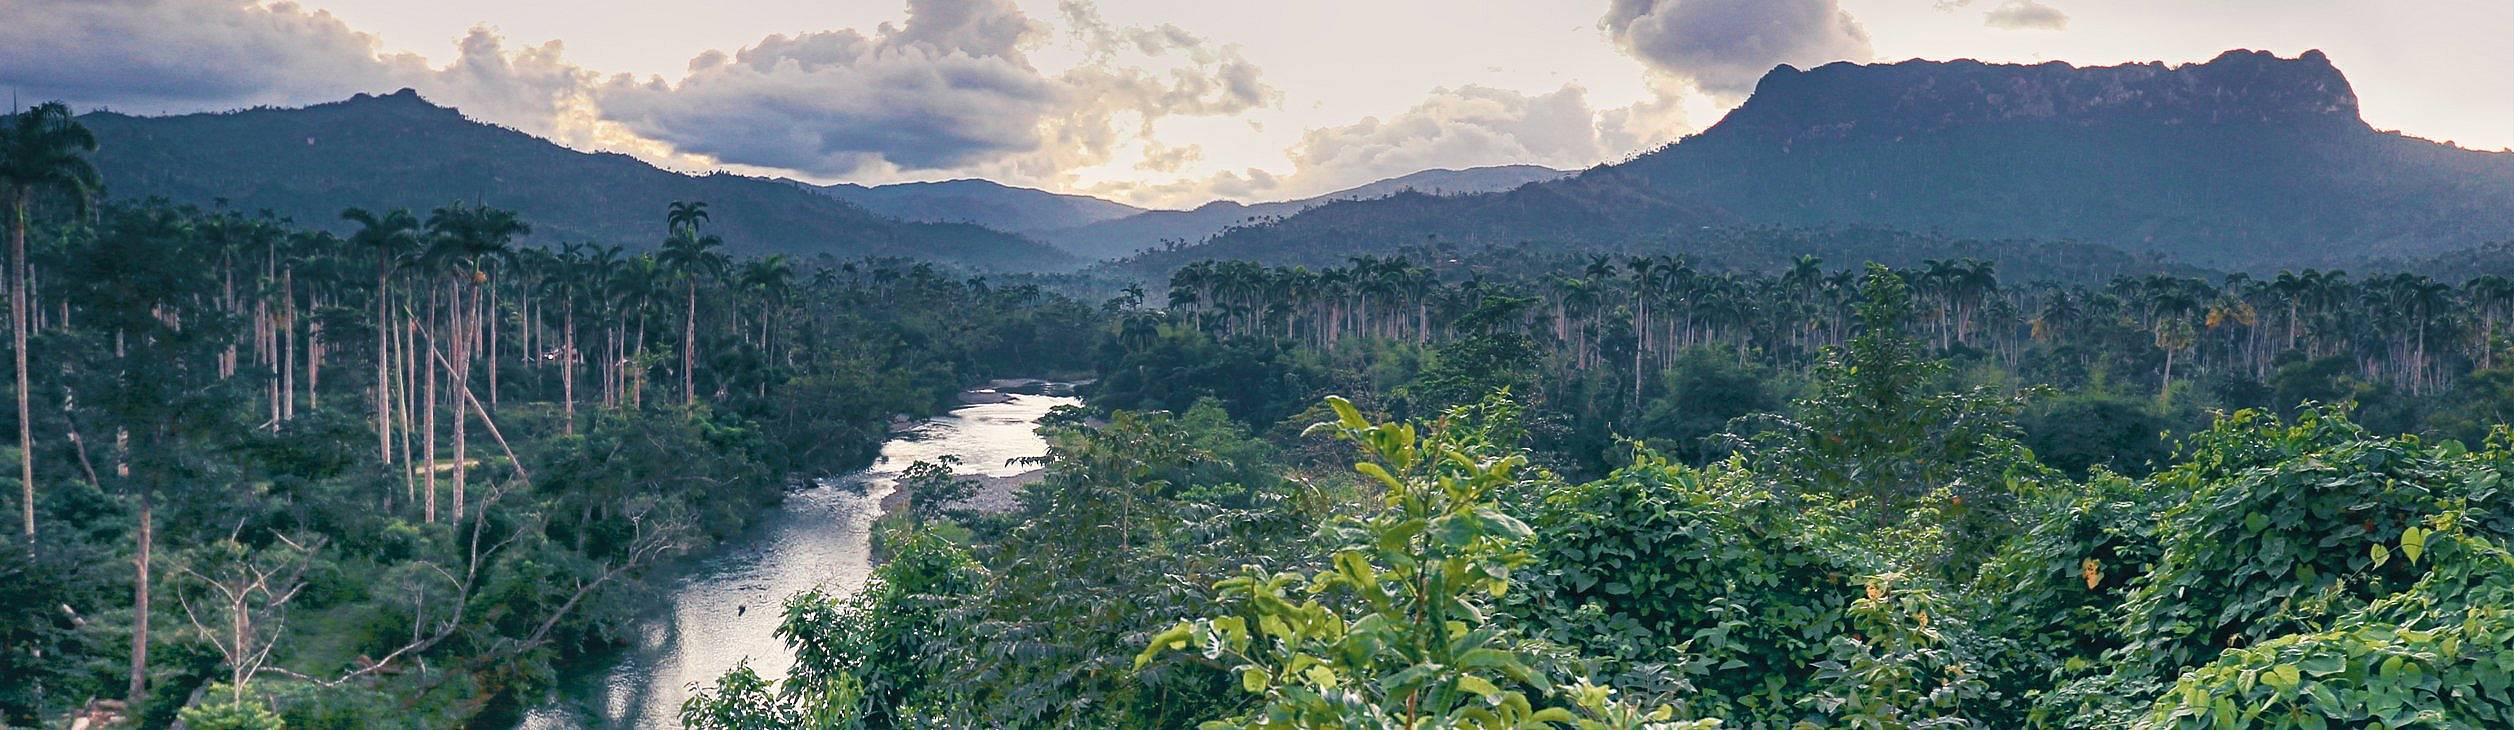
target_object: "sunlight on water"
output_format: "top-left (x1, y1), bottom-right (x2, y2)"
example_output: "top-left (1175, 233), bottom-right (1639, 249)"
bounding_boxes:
top-left (519, 386), bottom-right (1077, 728)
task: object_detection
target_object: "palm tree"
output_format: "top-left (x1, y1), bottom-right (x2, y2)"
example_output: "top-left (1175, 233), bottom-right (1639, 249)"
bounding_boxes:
top-left (667, 200), bottom-right (710, 237)
top-left (543, 243), bottom-right (593, 433)
top-left (342, 207), bottom-right (420, 466)
top-left (0, 102), bottom-right (100, 541)
top-left (658, 206), bottom-right (726, 406)
top-left (737, 254), bottom-right (794, 371)
top-left (423, 203), bottom-right (527, 524)
top-left (2467, 276), bottom-right (2514, 370)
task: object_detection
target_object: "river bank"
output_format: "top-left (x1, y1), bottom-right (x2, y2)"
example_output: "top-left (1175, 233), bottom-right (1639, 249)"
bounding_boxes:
top-left (517, 382), bottom-right (1080, 728)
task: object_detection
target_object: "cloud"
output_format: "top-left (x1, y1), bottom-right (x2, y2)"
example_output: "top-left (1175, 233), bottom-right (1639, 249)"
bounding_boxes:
top-left (1095, 82), bottom-right (1669, 207)
top-left (1983, 0), bottom-right (2070, 30)
top-left (2, 0), bottom-right (1269, 193)
top-left (1281, 85), bottom-right (1605, 192)
top-left (0, 0), bottom-right (408, 111)
top-left (1600, 0), bottom-right (1873, 96)
top-left (0, 1), bottom-right (651, 153)
top-left (594, 0), bottom-right (1272, 182)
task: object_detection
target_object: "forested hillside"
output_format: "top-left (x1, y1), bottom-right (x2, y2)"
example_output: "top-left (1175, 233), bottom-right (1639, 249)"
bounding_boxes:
top-left (0, 140), bottom-right (1099, 726)
top-left (1045, 165), bottom-right (1570, 261)
top-left (805, 178), bottom-right (1143, 234)
top-left (684, 255), bottom-right (2514, 729)
top-left (1150, 51), bottom-right (2514, 272)
top-left (11, 36), bottom-right (2514, 730)
top-left (75, 90), bottom-right (1076, 270)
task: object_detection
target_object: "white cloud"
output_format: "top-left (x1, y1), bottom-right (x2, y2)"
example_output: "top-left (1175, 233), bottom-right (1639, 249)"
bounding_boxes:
top-left (1096, 82), bottom-right (1679, 207)
top-left (1984, 0), bottom-right (2070, 31)
top-left (1600, 0), bottom-right (1874, 97)
top-left (1278, 85), bottom-right (1604, 193)
top-left (1, 0), bottom-right (1272, 195)
top-left (592, 0), bottom-right (1272, 184)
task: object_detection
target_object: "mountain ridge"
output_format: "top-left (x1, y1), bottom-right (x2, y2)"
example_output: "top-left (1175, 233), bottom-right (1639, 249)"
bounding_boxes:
top-left (802, 177), bottom-right (1144, 233)
top-left (77, 89), bottom-right (1077, 270)
top-left (1039, 164), bottom-right (1572, 261)
top-left (1136, 50), bottom-right (2514, 273)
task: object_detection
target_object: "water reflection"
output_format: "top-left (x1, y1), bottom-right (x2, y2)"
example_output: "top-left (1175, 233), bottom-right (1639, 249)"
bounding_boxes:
top-left (520, 387), bottom-right (1075, 728)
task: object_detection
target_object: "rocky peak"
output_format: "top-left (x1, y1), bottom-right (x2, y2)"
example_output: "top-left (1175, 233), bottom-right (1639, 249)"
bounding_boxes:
top-left (1711, 49), bottom-right (2363, 139)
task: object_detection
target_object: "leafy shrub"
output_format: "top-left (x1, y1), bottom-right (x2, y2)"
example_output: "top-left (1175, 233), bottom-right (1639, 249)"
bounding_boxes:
top-left (2115, 408), bottom-right (2511, 682)
top-left (1141, 397), bottom-right (1712, 728)
top-left (2141, 523), bottom-right (2514, 729)
top-left (1517, 451), bottom-right (1859, 723)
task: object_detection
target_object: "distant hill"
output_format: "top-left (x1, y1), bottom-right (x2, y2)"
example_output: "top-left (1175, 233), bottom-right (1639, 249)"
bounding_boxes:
top-left (1042, 165), bottom-right (1571, 261)
top-left (78, 89), bottom-right (1075, 270)
top-left (1143, 50), bottom-right (2514, 273)
top-left (803, 178), bottom-right (1143, 234)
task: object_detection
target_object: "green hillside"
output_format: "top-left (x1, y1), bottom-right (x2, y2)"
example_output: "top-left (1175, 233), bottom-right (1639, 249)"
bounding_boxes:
top-left (78, 89), bottom-right (1075, 270)
top-left (1152, 51), bottom-right (2514, 273)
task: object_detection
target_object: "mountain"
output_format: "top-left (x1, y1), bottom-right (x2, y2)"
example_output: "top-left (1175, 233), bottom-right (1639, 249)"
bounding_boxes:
top-left (804, 178), bottom-right (1143, 233)
top-left (1042, 165), bottom-right (1571, 261)
top-left (1138, 50), bottom-right (2514, 273)
top-left (78, 89), bottom-right (1075, 270)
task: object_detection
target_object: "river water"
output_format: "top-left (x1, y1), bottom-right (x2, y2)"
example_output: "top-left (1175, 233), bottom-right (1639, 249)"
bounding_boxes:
top-left (519, 385), bottom-right (1078, 728)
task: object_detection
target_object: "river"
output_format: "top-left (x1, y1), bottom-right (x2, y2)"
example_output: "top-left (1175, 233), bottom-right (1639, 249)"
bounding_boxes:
top-left (518, 383), bottom-right (1079, 728)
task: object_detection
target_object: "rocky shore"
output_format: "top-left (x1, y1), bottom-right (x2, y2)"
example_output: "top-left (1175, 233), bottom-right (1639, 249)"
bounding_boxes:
top-left (876, 468), bottom-right (1045, 516)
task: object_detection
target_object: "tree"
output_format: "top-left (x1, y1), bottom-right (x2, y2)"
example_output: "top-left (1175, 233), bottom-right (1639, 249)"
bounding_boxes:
top-left (1140, 396), bottom-right (1708, 729)
top-left (659, 205), bottom-right (727, 407)
top-left (424, 202), bottom-right (528, 523)
top-left (65, 205), bottom-right (242, 705)
top-left (0, 102), bottom-right (100, 541)
top-left (342, 207), bottom-right (419, 466)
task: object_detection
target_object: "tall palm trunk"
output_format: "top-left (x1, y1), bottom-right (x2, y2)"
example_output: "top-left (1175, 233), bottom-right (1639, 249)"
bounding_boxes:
top-left (376, 264), bottom-right (392, 462)
top-left (562, 298), bottom-right (575, 434)
top-left (10, 190), bottom-right (32, 540)
top-left (684, 279), bottom-right (697, 407)
top-left (423, 285), bottom-right (438, 523)
top-left (397, 306), bottom-right (416, 507)
top-left (128, 488), bottom-right (150, 702)
top-left (281, 266), bottom-right (295, 422)
top-left (487, 282), bottom-right (499, 409)
top-left (2160, 349), bottom-right (2175, 401)
top-left (451, 277), bottom-right (468, 523)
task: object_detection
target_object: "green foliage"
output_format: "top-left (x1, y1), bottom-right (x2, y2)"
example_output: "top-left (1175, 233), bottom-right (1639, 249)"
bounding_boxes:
top-left (1517, 452), bottom-right (1858, 723)
top-left (2115, 408), bottom-right (2511, 682)
top-left (1798, 574), bottom-right (1988, 729)
top-left (1141, 397), bottom-right (1713, 729)
top-left (1963, 472), bottom-right (2163, 726)
top-left (1408, 295), bottom-right (1547, 411)
top-left (2020, 393), bottom-right (2172, 477)
top-left (690, 400), bottom-right (1295, 728)
top-left (177, 690), bottom-right (287, 730)
top-left (1731, 265), bottom-right (2041, 579)
top-left (1092, 315), bottom-right (1330, 427)
top-left (2140, 524), bottom-right (2514, 729)
top-left (3, 195), bottom-right (1107, 725)
top-left (1637, 348), bottom-right (1780, 463)
top-left (1743, 265), bottom-right (2030, 515)
top-left (682, 530), bottom-right (976, 728)
top-left (899, 456), bottom-right (979, 527)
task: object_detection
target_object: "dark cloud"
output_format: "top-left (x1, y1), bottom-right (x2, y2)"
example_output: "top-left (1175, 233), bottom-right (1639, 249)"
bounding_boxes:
top-left (3, 0), bottom-right (1269, 187)
top-left (593, 10), bottom-right (1062, 175)
top-left (0, 0), bottom-right (625, 155)
top-left (0, 0), bottom-right (406, 111)
top-left (594, 0), bottom-right (1271, 180)
top-left (1984, 0), bottom-right (2070, 30)
top-left (1600, 0), bottom-right (1874, 96)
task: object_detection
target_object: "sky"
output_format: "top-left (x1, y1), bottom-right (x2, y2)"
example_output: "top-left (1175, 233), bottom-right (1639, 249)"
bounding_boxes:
top-left (2, 0), bottom-right (2508, 209)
